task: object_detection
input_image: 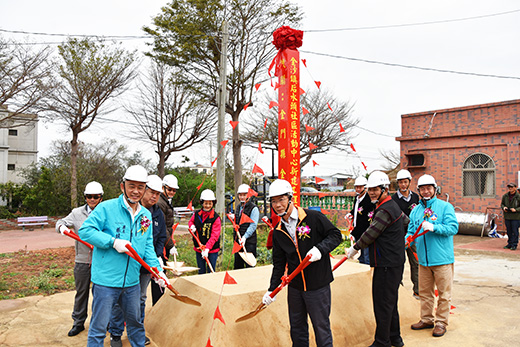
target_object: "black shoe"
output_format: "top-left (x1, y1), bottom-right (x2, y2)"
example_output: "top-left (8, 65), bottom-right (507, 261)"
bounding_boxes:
top-left (511, 246), bottom-right (517, 250)
top-left (504, 245), bottom-right (511, 249)
top-left (110, 334), bottom-right (122, 347)
top-left (391, 338), bottom-right (405, 347)
top-left (67, 325), bottom-right (85, 336)
top-left (145, 336), bottom-right (151, 345)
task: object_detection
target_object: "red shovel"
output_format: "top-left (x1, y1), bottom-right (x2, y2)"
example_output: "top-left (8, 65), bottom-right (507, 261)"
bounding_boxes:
top-left (226, 213), bottom-right (257, 267)
top-left (62, 229), bottom-right (93, 250)
top-left (124, 244), bottom-right (201, 306)
top-left (187, 226), bottom-right (215, 273)
top-left (235, 254), bottom-right (312, 323)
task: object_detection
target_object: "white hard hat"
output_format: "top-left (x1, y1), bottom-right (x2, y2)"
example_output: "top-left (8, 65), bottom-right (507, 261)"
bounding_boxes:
top-left (354, 176), bottom-right (368, 187)
top-left (237, 184), bottom-right (250, 194)
top-left (123, 165), bottom-right (148, 183)
top-left (268, 179), bottom-right (293, 198)
top-left (366, 171), bottom-right (390, 188)
top-left (396, 169), bottom-right (412, 181)
top-left (146, 175), bottom-right (163, 193)
top-left (200, 189), bottom-right (216, 201)
top-left (417, 174), bottom-right (437, 188)
top-left (163, 174), bottom-right (179, 189)
top-left (84, 181), bottom-right (103, 195)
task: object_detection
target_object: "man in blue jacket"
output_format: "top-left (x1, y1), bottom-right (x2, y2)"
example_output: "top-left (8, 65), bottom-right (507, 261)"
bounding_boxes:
top-left (79, 165), bottom-right (169, 347)
top-left (406, 174), bottom-right (458, 338)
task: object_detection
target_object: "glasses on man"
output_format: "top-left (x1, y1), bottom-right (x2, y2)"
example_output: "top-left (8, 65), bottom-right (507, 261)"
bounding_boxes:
top-left (165, 187), bottom-right (177, 193)
top-left (85, 195), bottom-right (102, 200)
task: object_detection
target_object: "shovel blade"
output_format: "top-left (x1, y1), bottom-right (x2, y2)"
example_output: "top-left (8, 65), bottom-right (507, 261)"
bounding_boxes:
top-left (235, 303), bottom-right (266, 323)
top-left (170, 294), bottom-right (202, 307)
top-left (239, 251), bottom-right (257, 267)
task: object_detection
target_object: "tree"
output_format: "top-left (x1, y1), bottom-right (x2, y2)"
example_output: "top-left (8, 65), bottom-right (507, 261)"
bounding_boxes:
top-left (143, 0), bottom-right (302, 189)
top-left (0, 36), bottom-right (54, 125)
top-left (126, 60), bottom-right (216, 177)
top-left (242, 88), bottom-right (359, 169)
top-left (44, 37), bottom-right (137, 208)
top-left (379, 148), bottom-right (401, 171)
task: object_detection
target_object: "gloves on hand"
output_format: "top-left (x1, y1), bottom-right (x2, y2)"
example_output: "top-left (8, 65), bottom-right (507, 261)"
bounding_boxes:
top-left (347, 245), bottom-right (359, 260)
top-left (422, 221), bottom-right (434, 232)
top-left (59, 225), bottom-right (68, 235)
top-left (201, 248), bottom-right (209, 258)
top-left (169, 246), bottom-right (178, 256)
top-left (239, 236), bottom-right (246, 246)
top-left (189, 225), bottom-right (197, 233)
top-left (113, 239), bottom-right (131, 253)
top-left (345, 213), bottom-right (353, 220)
top-left (157, 257), bottom-right (164, 268)
top-left (154, 271), bottom-right (170, 289)
top-left (306, 246), bottom-right (322, 262)
top-left (262, 291), bottom-right (275, 306)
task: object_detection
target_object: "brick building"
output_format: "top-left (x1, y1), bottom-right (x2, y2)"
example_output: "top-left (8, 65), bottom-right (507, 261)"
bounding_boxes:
top-left (396, 99), bottom-right (520, 219)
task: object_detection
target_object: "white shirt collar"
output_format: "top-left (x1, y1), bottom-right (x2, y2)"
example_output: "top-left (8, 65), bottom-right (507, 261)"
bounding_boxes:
top-left (122, 196), bottom-right (141, 223)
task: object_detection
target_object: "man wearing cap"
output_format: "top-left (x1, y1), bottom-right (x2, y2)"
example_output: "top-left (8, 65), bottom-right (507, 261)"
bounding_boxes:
top-left (109, 175), bottom-right (167, 345)
top-left (392, 169), bottom-right (420, 298)
top-left (501, 183), bottom-right (520, 250)
top-left (157, 174), bottom-right (179, 260)
top-left (56, 181), bottom-right (104, 337)
top-left (234, 183), bottom-right (259, 269)
top-left (78, 165), bottom-right (170, 347)
top-left (406, 174), bottom-right (458, 338)
top-left (347, 171), bottom-right (409, 347)
top-left (346, 176), bottom-right (375, 265)
top-left (262, 179), bottom-right (342, 347)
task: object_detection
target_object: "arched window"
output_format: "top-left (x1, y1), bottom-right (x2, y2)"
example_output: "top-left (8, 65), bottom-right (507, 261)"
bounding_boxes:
top-left (462, 153), bottom-right (495, 197)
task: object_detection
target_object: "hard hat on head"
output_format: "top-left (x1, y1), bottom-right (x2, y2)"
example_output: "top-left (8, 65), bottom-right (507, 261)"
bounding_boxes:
top-left (268, 179), bottom-right (293, 198)
top-left (417, 174), bottom-right (437, 188)
top-left (237, 184), bottom-right (250, 194)
top-left (366, 171), bottom-right (390, 188)
top-left (354, 176), bottom-right (368, 187)
top-left (396, 169), bottom-right (412, 181)
top-left (200, 189), bottom-right (216, 201)
top-left (84, 181), bottom-right (104, 195)
top-left (162, 174), bottom-right (179, 189)
top-left (123, 165), bottom-right (148, 183)
top-left (146, 175), bottom-right (163, 193)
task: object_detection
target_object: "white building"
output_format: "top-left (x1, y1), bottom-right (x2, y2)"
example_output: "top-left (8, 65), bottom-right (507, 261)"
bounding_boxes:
top-left (0, 105), bottom-right (38, 184)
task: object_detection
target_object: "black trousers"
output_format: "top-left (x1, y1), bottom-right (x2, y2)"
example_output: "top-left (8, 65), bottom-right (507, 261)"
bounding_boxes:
top-left (372, 265), bottom-right (404, 347)
top-left (72, 262), bottom-right (91, 327)
top-left (233, 242), bottom-right (257, 269)
top-left (287, 284), bottom-right (332, 347)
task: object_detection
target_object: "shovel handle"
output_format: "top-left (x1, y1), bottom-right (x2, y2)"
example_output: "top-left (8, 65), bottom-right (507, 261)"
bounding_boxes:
top-left (261, 216), bottom-right (273, 229)
top-left (271, 254), bottom-right (312, 297)
top-left (332, 255), bottom-right (348, 272)
top-left (187, 227), bottom-right (215, 273)
top-left (63, 230), bottom-right (94, 250)
top-left (227, 213), bottom-right (249, 253)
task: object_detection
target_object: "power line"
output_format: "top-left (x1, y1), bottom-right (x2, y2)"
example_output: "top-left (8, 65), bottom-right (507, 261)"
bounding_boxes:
top-left (304, 8), bottom-right (520, 32)
top-left (0, 27), bottom-right (149, 39)
top-left (300, 50), bottom-right (520, 80)
top-left (353, 124), bottom-right (397, 138)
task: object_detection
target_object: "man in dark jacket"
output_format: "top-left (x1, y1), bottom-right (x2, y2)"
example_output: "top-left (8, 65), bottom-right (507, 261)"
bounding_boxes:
top-left (347, 176), bottom-right (375, 265)
top-left (348, 171), bottom-right (408, 347)
top-left (263, 179), bottom-right (342, 347)
top-left (157, 174), bottom-right (179, 259)
top-left (234, 183), bottom-right (259, 269)
top-left (501, 183), bottom-right (520, 250)
top-left (392, 169), bottom-right (420, 297)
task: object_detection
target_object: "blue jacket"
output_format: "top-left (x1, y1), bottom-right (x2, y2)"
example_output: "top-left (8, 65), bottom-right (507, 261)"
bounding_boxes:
top-left (78, 194), bottom-right (162, 288)
top-left (406, 196), bottom-right (458, 267)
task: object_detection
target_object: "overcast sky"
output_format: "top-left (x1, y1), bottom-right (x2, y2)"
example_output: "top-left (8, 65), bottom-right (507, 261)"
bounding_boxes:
top-left (2, 0), bottom-right (519, 177)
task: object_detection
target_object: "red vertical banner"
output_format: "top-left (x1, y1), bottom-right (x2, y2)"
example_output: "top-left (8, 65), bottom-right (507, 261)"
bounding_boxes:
top-left (272, 27), bottom-right (303, 206)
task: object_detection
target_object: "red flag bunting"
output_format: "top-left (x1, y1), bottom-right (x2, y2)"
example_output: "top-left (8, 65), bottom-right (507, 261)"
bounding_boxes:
top-left (339, 123), bottom-right (345, 132)
top-left (350, 143), bottom-right (356, 152)
top-left (321, 209), bottom-right (330, 215)
top-left (302, 107), bottom-right (309, 115)
top-left (240, 213), bottom-right (255, 225)
top-left (274, 82), bottom-right (281, 90)
top-left (172, 222), bottom-right (179, 235)
top-left (309, 142), bottom-right (318, 150)
top-left (301, 58), bottom-right (307, 67)
top-left (315, 177), bottom-right (325, 183)
top-left (232, 241), bottom-right (242, 254)
top-left (187, 201), bottom-right (193, 211)
top-left (299, 87), bottom-right (305, 95)
top-left (258, 142), bottom-right (264, 154)
top-left (362, 162), bottom-right (367, 170)
top-left (269, 101), bottom-right (279, 109)
top-left (255, 83), bottom-right (261, 91)
top-left (223, 271), bottom-right (237, 285)
top-left (435, 289), bottom-right (439, 297)
top-left (263, 118), bottom-right (268, 128)
top-left (314, 81), bottom-right (321, 89)
top-left (230, 121), bottom-right (239, 129)
top-left (318, 192), bottom-right (327, 199)
top-left (247, 188), bottom-right (258, 199)
top-left (312, 160), bottom-right (319, 167)
top-left (206, 338), bottom-right (213, 347)
top-left (213, 306), bottom-right (226, 325)
top-left (450, 305), bottom-right (456, 310)
top-left (327, 102), bottom-right (333, 112)
top-left (252, 164), bottom-right (264, 175)
top-left (305, 124), bottom-right (315, 132)
top-left (221, 140), bottom-right (229, 147)
top-left (197, 182), bottom-right (204, 190)
top-left (243, 102), bottom-right (250, 110)
top-left (211, 158), bottom-right (217, 166)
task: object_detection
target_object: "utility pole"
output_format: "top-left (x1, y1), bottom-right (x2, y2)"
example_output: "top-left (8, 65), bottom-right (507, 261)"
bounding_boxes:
top-left (215, 20), bottom-right (228, 222)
